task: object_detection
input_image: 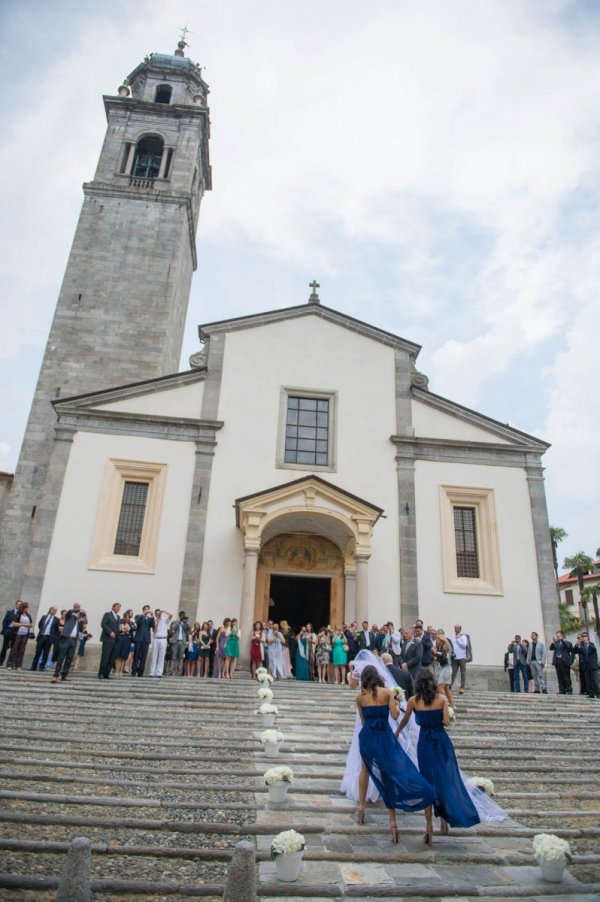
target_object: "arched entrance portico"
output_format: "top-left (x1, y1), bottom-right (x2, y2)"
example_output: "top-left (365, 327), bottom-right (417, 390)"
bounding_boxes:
top-left (234, 476), bottom-right (383, 668)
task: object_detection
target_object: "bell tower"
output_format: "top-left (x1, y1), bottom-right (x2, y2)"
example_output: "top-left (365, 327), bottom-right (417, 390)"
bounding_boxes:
top-left (0, 41), bottom-right (211, 602)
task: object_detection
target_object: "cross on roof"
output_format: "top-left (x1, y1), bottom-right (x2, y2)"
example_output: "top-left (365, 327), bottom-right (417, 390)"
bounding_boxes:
top-left (308, 280), bottom-right (321, 304)
top-left (178, 25), bottom-right (192, 44)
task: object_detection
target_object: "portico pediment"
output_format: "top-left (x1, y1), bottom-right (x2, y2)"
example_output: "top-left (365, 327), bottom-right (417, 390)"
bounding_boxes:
top-left (234, 475), bottom-right (384, 557)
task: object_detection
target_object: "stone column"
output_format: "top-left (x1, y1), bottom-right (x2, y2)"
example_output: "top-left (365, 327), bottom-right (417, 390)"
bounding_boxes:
top-left (125, 142), bottom-right (136, 175)
top-left (526, 457), bottom-right (560, 641)
top-left (395, 446), bottom-right (419, 627)
top-left (179, 435), bottom-right (218, 614)
top-left (239, 548), bottom-right (258, 672)
top-left (344, 570), bottom-right (356, 624)
top-left (355, 555), bottom-right (369, 625)
top-left (157, 148), bottom-right (169, 180)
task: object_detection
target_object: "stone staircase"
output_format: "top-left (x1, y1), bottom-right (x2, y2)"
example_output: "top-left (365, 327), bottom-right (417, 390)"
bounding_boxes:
top-left (0, 670), bottom-right (599, 901)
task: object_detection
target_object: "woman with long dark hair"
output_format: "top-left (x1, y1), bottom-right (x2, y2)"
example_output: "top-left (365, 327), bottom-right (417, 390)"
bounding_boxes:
top-left (356, 665), bottom-right (435, 843)
top-left (396, 670), bottom-right (479, 844)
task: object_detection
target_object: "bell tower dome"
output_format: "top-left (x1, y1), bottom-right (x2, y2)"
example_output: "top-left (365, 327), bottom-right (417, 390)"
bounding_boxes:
top-left (0, 41), bottom-right (211, 602)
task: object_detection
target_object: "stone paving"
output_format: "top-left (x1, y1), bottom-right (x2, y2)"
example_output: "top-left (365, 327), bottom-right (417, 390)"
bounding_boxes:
top-left (0, 668), bottom-right (599, 900)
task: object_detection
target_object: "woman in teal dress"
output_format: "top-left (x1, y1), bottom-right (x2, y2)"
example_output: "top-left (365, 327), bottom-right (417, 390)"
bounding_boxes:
top-left (295, 627), bottom-right (310, 681)
top-left (224, 618), bottom-right (240, 679)
top-left (331, 629), bottom-right (349, 685)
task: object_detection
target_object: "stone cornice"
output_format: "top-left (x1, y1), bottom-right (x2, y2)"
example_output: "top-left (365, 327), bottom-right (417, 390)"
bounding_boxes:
top-left (54, 408), bottom-right (223, 445)
top-left (199, 305), bottom-right (422, 358)
top-left (411, 386), bottom-right (550, 451)
top-left (391, 434), bottom-right (545, 468)
top-left (52, 368), bottom-right (207, 410)
top-left (103, 96), bottom-right (210, 122)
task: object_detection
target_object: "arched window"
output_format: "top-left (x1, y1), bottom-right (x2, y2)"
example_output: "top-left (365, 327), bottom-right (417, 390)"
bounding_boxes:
top-left (132, 135), bottom-right (164, 179)
top-left (154, 84), bottom-right (172, 104)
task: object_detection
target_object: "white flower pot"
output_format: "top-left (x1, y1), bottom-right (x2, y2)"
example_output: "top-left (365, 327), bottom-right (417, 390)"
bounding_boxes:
top-left (261, 714), bottom-right (275, 728)
top-left (539, 859), bottom-right (566, 883)
top-left (268, 782), bottom-right (289, 803)
top-left (275, 851), bottom-right (303, 882)
top-left (264, 741), bottom-right (280, 758)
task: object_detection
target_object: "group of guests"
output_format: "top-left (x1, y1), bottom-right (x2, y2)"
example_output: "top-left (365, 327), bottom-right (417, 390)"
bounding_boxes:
top-left (0, 601), bottom-right (92, 674)
top-left (503, 629), bottom-right (600, 698)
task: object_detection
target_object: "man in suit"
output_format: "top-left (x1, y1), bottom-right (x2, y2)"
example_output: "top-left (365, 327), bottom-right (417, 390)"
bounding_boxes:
top-left (0, 602), bottom-right (22, 666)
top-left (510, 635), bottom-right (529, 693)
top-left (51, 604), bottom-right (85, 682)
top-left (207, 619), bottom-right (218, 676)
top-left (132, 606), bottom-right (155, 677)
top-left (526, 630), bottom-right (548, 694)
top-left (381, 652), bottom-right (414, 699)
top-left (415, 624), bottom-right (433, 669)
top-left (98, 603), bottom-right (121, 679)
top-left (549, 631), bottom-right (574, 695)
top-left (401, 628), bottom-right (423, 682)
top-left (31, 606), bottom-right (59, 671)
top-left (357, 621), bottom-right (376, 651)
top-left (345, 622), bottom-right (360, 662)
top-left (168, 611), bottom-right (190, 676)
top-left (574, 633), bottom-right (600, 699)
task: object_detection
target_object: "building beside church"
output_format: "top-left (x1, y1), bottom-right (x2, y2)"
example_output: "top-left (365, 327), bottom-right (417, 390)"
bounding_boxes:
top-left (0, 43), bottom-right (558, 676)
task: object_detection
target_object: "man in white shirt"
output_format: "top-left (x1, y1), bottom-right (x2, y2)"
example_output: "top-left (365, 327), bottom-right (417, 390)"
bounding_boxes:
top-left (450, 623), bottom-right (469, 694)
top-left (51, 604), bottom-right (84, 683)
top-left (149, 609), bottom-right (173, 677)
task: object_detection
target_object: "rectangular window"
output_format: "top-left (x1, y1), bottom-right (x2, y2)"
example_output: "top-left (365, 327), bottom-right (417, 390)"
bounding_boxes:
top-left (113, 481), bottom-right (149, 556)
top-left (284, 396), bottom-right (329, 466)
top-left (453, 506), bottom-right (480, 578)
top-left (565, 588), bottom-right (574, 606)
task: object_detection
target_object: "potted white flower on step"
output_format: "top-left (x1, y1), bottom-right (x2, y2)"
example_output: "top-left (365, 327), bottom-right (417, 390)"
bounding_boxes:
top-left (256, 702), bottom-right (278, 728)
top-left (260, 729), bottom-right (284, 757)
top-left (264, 765), bottom-right (294, 803)
top-left (256, 666), bottom-right (268, 679)
top-left (257, 686), bottom-right (274, 702)
top-left (533, 833), bottom-right (572, 883)
top-left (257, 671), bottom-right (274, 684)
top-left (271, 829), bottom-right (305, 881)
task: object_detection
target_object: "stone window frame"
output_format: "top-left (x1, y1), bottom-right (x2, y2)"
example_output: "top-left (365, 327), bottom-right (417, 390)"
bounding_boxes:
top-left (276, 387), bottom-right (338, 473)
top-left (89, 458), bottom-right (167, 574)
top-left (439, 484), bottom-right (502, 595)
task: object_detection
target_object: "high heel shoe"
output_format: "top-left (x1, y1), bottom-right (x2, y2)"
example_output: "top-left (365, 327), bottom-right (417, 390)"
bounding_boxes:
top-left (356, 807), bottom-right (365, 824)
top-left (423, 828), bottom-right (433, 845)
top-left (390, 824), bottom-right (399, 844)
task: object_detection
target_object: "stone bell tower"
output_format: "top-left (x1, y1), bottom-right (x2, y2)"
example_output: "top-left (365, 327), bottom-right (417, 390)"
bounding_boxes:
top-left (0, 41), bottom-right (211, 602)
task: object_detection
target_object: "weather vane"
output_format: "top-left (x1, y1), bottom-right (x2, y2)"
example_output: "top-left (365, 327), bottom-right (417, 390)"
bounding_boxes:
top-left (178, 25), bottom-right (192, 46)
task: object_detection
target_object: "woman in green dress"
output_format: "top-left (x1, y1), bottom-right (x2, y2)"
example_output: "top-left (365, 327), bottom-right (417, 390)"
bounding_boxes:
top-left (332, 628), bottom-right (349, 684)
top-left (295, 626), bottom-right (310, 681)
top-left (224, 618), bottom-right (240, 679)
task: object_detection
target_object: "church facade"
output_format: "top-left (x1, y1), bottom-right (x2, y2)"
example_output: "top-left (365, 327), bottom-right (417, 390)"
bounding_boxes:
top-left (1, 44), bottom-right (558, 673)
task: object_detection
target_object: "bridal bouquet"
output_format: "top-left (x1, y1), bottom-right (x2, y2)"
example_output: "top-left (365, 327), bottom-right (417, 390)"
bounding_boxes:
top-left (256, 703), bottom-right (278, 715)
top-left (471, 775), bottom-right (495, 796)
top-left (270, 829), bottom-right (305, 860)
top-left (391, 686), bottom-right (405, 702)
top-left (447, 706), bottom-right (456, 727)
top-left (533, 833), bottom-right (572, 864)
top-left (257, 673), bottom-right (274, 684)
top-left (257, 687), bottom-right (274, 700)
top-left (260, 729), bottom-right (284, 745)
top-left (264, 766), bottom-right (294, 786)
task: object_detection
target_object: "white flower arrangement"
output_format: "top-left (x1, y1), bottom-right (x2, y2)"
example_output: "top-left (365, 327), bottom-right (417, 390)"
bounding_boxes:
top-left (264, 766), bottom-right (294, 786)
top-left (257, 687), bottom-right (274, 700)
top-left (257, 672), bottom-right (274, 684)
top-left (256, 666), bottom-right (268, 677)
top-left (533, 833), bottom-right (572, 864)
top-left (270, 829), bottom-right (305, 860)
top-left (471, 775), bottom-right (495, 796)
top-left (256, 703), bottom-right (279, 715)
top-left (447, 706), bottom-right (456, 727)
top-left (391, 686), bottom-right (405, 702)
top-left (260, 729), bottom-right (284, 745)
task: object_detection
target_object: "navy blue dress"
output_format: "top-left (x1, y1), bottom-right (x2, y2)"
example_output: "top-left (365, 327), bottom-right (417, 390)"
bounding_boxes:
top-left (415, 708), bottom-right (480, 828)
top-left (359, 705), bottom-right (436, 812)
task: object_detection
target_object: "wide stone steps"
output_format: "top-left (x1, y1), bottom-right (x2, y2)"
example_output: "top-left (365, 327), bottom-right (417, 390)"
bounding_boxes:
top-left (0, 671), bottom-right (599, 900)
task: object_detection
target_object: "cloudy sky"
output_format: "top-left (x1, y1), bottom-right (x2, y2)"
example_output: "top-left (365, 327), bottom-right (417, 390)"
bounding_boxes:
top-left (1, 0), bottom-right (599, 565)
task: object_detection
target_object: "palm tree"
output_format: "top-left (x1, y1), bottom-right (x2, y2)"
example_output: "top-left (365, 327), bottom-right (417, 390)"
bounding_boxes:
top-left (558, 602), bottom-right (581, 634)
top-left (563, 552), bottom-right (595, 590)
top-left (550, 527), bottom-right (568, 582)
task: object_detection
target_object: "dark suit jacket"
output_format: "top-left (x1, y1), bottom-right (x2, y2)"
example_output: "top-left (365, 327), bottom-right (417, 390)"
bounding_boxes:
top-left (100, 611), bottom-right (121, 643)
top-left (60, 610), bottom-right (84, 640)
top-left (37, 613), bottom-right (59, 640)
top-left (2, 608), bottom-right (20, 638)
top-left (358, 630), bottom-right (376, 651)
top-left (420, 631), bottom-right (433, 666)
top-left (549, 639), bottom-right (574, 666)
top-left (385, 663), bottom-right (414, 699)
top-left (134, 614), bottom-right (155, 643)
top-left (401, 639), bottom-right (423, 676)
top-left (575, 642), bottom-right (598, 672)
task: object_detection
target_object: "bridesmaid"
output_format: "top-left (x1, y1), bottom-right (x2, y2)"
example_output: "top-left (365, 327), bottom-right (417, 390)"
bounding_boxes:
top-left (396, 671), bottom-right (480, 844)
top-left (295, 626), bottom-right (310, 681)
top-left (224, 618), bottom-right (240, 678)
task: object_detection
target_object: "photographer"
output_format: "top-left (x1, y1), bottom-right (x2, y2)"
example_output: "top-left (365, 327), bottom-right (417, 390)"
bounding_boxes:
top-left (51, 604), bottom-right (86, 683)
top-left (168, 611), bottom-right (190, 676)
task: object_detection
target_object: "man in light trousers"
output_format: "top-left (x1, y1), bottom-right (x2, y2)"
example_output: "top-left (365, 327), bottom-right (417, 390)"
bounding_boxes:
top-left (149, 609), bottom-right (172, 677)
top-left (527, 630), bottom-right (548, 694)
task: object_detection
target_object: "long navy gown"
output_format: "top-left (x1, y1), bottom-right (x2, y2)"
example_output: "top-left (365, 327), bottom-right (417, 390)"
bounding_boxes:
top-left (359, 705), bottom-right (436, 812)
top-left (415, 709), bottom-right (480, 828)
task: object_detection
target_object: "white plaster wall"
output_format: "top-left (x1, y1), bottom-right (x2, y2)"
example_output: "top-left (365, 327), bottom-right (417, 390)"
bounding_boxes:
top-left (412, 400), bottom-right (511, 444)
top-left (197, 316), bottom-right (403, 629)
top-left (39, 431), bottom-right (195, 646)
top-left (93, 380), bottom-right (205, 418)
top-left (414, 460), bottom-right (544, 667)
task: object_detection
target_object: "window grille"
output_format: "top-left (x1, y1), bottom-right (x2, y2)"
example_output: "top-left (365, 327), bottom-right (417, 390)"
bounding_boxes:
top-left (132, 136), bottom-right (164, 179)
top-left (453, 506), bottom-right (480, 578)
top-left (284, 396), bottom-right (329, 466)
top-left (114, 481), bottom-right (149, 556)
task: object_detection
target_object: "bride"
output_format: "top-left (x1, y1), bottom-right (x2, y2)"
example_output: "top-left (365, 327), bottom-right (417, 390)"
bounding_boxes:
top-left (340, 650), bottom-right (507, 824)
